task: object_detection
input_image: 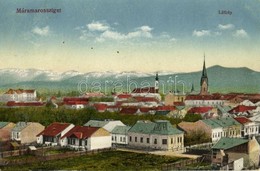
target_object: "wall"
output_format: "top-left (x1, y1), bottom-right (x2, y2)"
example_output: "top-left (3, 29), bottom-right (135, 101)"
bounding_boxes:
top-left (88, 136), bottom-right (111, 150)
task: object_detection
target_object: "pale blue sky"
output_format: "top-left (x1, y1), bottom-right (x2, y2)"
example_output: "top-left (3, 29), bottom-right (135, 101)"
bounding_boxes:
top-left (0, 0), bottom-right (260, 72)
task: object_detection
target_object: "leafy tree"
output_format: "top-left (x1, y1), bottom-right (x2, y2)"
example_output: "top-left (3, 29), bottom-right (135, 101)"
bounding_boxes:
top-left (183, 113), bottom-right (202, 122)
top-left (184, 129), bottom-right (211, 146)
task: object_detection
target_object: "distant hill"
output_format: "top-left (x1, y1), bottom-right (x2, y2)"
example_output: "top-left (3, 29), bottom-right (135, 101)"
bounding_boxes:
top-left (0, 66), bottom-right (259, 94)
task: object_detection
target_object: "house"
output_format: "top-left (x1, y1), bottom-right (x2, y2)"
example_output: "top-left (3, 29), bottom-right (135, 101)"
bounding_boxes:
top-left (0, 122), bottom-right (15, 141)
top-left (111, 125), bottom-right (131, 146)
top-left (165, 92), bottom-right (186, 106)
top-left (198, 119), bottom-right (224, 143)
top-left (185, 94), bottom-right (225, 107)
top-left (234, 117), bottom-right (259, 137)
top-left (187, 106), bottom-right (218, 119)
top-left (12, 122), bottom-right (45, 144)
top-left (229, 105), bottom-right (257, 116)
top-left (1, 89), bottom-right (37, 102)
top-left (37, 122), bottom-right (75, 146)
top-left (61, 126), bottom-right (111, 150)
top-left (93, 103), bottom-right (108, 112)
top-left (217, 105), bottom-right (232, 118)
top-left (128, 120), bottom-right (184, 152)
top-left (6, 101), bottom-right (46, 108)
top-left (84, 120), bottom-right (125, 133)
top-left (212, 137), bottom-right (260, 170)
top-left (63, 97), bottom-right (88, 109)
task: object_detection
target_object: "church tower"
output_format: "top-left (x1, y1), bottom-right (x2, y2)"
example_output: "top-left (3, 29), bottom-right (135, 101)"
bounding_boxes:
top-left (155, 72), bottom-right (159, 93)
top-left (200, 54), bottom-right (209, 95)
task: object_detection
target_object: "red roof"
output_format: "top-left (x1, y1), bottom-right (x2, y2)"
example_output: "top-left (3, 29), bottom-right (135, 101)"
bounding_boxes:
top-left (117, 94), bottom-right (132, 99)
top-left (63, 97), bottom-right (88, 102)
top-left (64, 101), bottom-right (88, 105)
top-left (37, 122), bottom-right (71, 137)
top-left (6, 101), bottom-right (45, 107)
top-left (185, 95), bottom-right (224, 100)
top-left (133, 96), bottom-right (159, 103)
top-left (156, 106), bottom-right (175, 111)
top-left (132, 87), bottom-right (157, 93)
top-left (188, 107), bottom-right (213, 114)
top-left (174, 102), bottom-right (185, 106)
top-left (120, 107), bottom-right (138, 114)
top-left (4, 89), bottom-right (35, 94)
top-left (234, 117), bottom-right (252, 124)
top-left (94, 103), bottom-right (108, 111)
top-left (229, 105), bottom-right (257, 113)
top-left (61, 126), bottom-right (99, 139)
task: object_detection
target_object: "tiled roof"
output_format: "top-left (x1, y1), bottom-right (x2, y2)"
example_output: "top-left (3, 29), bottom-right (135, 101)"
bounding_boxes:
top-left (178, 122), bottom-right (200, 132)
top-left (132, 87), bottom-right (157, 93)
top-left (64, 101), bottom-right (87, 105)
top-left (4, 89), bottom-right (35, 94)
top-left (12, 122), bottom-right (31, 132)
top-left (117, 94), bottom-right (132, 99)
top-left (111, 125), bottom-right (131, 134)
top-left (129, 120), bottom-right (183, 135)
top-left (63, 97), bottom-right (88, 102)
top-left (84, 120), bottom-right (109, 128)
top-left (212, 137), bottom-right (248, 150)
top-left (185, 95), bottom-right (224, 100)
top-left (210, 117), bottom-right (241, 128)
top-left (7, 101), bottom-right (45, 107)
top-left (37, 122), bottom-right (71, 137)
top-left (119, 107), bottom-right (138, 114)
top-left (0, 122), bottom-right (10, 129)
top-left (61, 126), bottom-right (99, 139)
top-left (128, 121), bottom-right (156, 134)
top-left (157, 106), bottom-right (175, 111)
top-left (217, 105), bottom-right (232, 113)
top-left (187, 107), bottom-right (213, 114)
top-left (229, 105), bottom-right (257, 113)
top-left (201, 119), bottom-right (222, 129)
top-left (152, 120), bottom-right (183, 135)
top-left (93, 103), bottom-right (107, 111)
top-left (133, 96), bottom-right (159, 103)
top-left (234, 117), bottom-right (252, 124)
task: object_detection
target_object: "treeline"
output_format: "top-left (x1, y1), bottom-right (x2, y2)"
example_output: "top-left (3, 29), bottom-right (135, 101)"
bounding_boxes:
top-left (0, 107), bottom-right (184, 127)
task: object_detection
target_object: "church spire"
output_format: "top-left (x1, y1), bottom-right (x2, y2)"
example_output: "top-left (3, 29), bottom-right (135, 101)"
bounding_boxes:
top-left (200, 53), bottom-right (208, 86)
top-left (200, 54), bottom-right (209, 95)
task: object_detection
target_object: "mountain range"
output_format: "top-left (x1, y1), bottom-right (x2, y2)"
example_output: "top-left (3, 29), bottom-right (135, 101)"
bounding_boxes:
top-left (0, 65), bottom-right (259, 94)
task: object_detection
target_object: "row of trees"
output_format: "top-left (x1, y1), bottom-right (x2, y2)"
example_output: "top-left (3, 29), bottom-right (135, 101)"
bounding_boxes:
top-left (0, 107), bottom-right (184, 127)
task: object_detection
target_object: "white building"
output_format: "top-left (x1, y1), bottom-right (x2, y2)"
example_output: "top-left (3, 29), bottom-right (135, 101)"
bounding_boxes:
top-left (1, 89), bottom-right (37, 102)
top-left (185, 95), bottom-right (225, 107)
top-left (60, 126), bottom-right (111, 150)
top-left (37, 122), bottom-right (75, 146)
top-left (128, 120), bottom-right (184, 152)
top-left (111, 125), bottom-right (131, 146)
top-left (234, 117), bottom-right (260, 137)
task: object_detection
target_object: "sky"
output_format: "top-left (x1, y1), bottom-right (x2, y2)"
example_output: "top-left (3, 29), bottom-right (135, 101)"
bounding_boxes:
top-left (1, 0), bottom-right (260, 73)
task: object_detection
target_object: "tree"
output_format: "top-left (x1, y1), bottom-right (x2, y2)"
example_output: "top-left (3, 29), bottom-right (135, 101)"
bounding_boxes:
top-left (184, 129), bottom-right (211, 146)
top-left (183, 113), bottom-right (202, 122)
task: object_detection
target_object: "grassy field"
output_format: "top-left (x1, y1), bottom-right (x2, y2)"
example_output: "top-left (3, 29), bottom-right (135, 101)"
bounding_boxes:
top-left (0, 151), bottom-right (187, 171)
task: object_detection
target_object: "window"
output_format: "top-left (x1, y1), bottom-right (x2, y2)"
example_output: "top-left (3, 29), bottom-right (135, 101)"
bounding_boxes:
top-left (135, 137), bottom-right (137, 142)
top-left (120, 137), bottom-right (122, 142)
top-left (123, 137), bottom-right (126, 142)
top-left (115, 136), bottom-right (117, 141)
top-left (140, 137), bottom-right (143, 143)
top-left (162, 139), bottom-right (167, 145)
top-left (180, 137), bottom-right (182, 143)
top-left (112, 136), bottom-right (114, 141)
top-left (154, 139), bottom-right (157, 144)
top-left (130, 136), bottom-right (132, 142)
top-left (147, 138), bottom-right (150, 144)
top-left (171, 138), bottom-right (173, 144)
